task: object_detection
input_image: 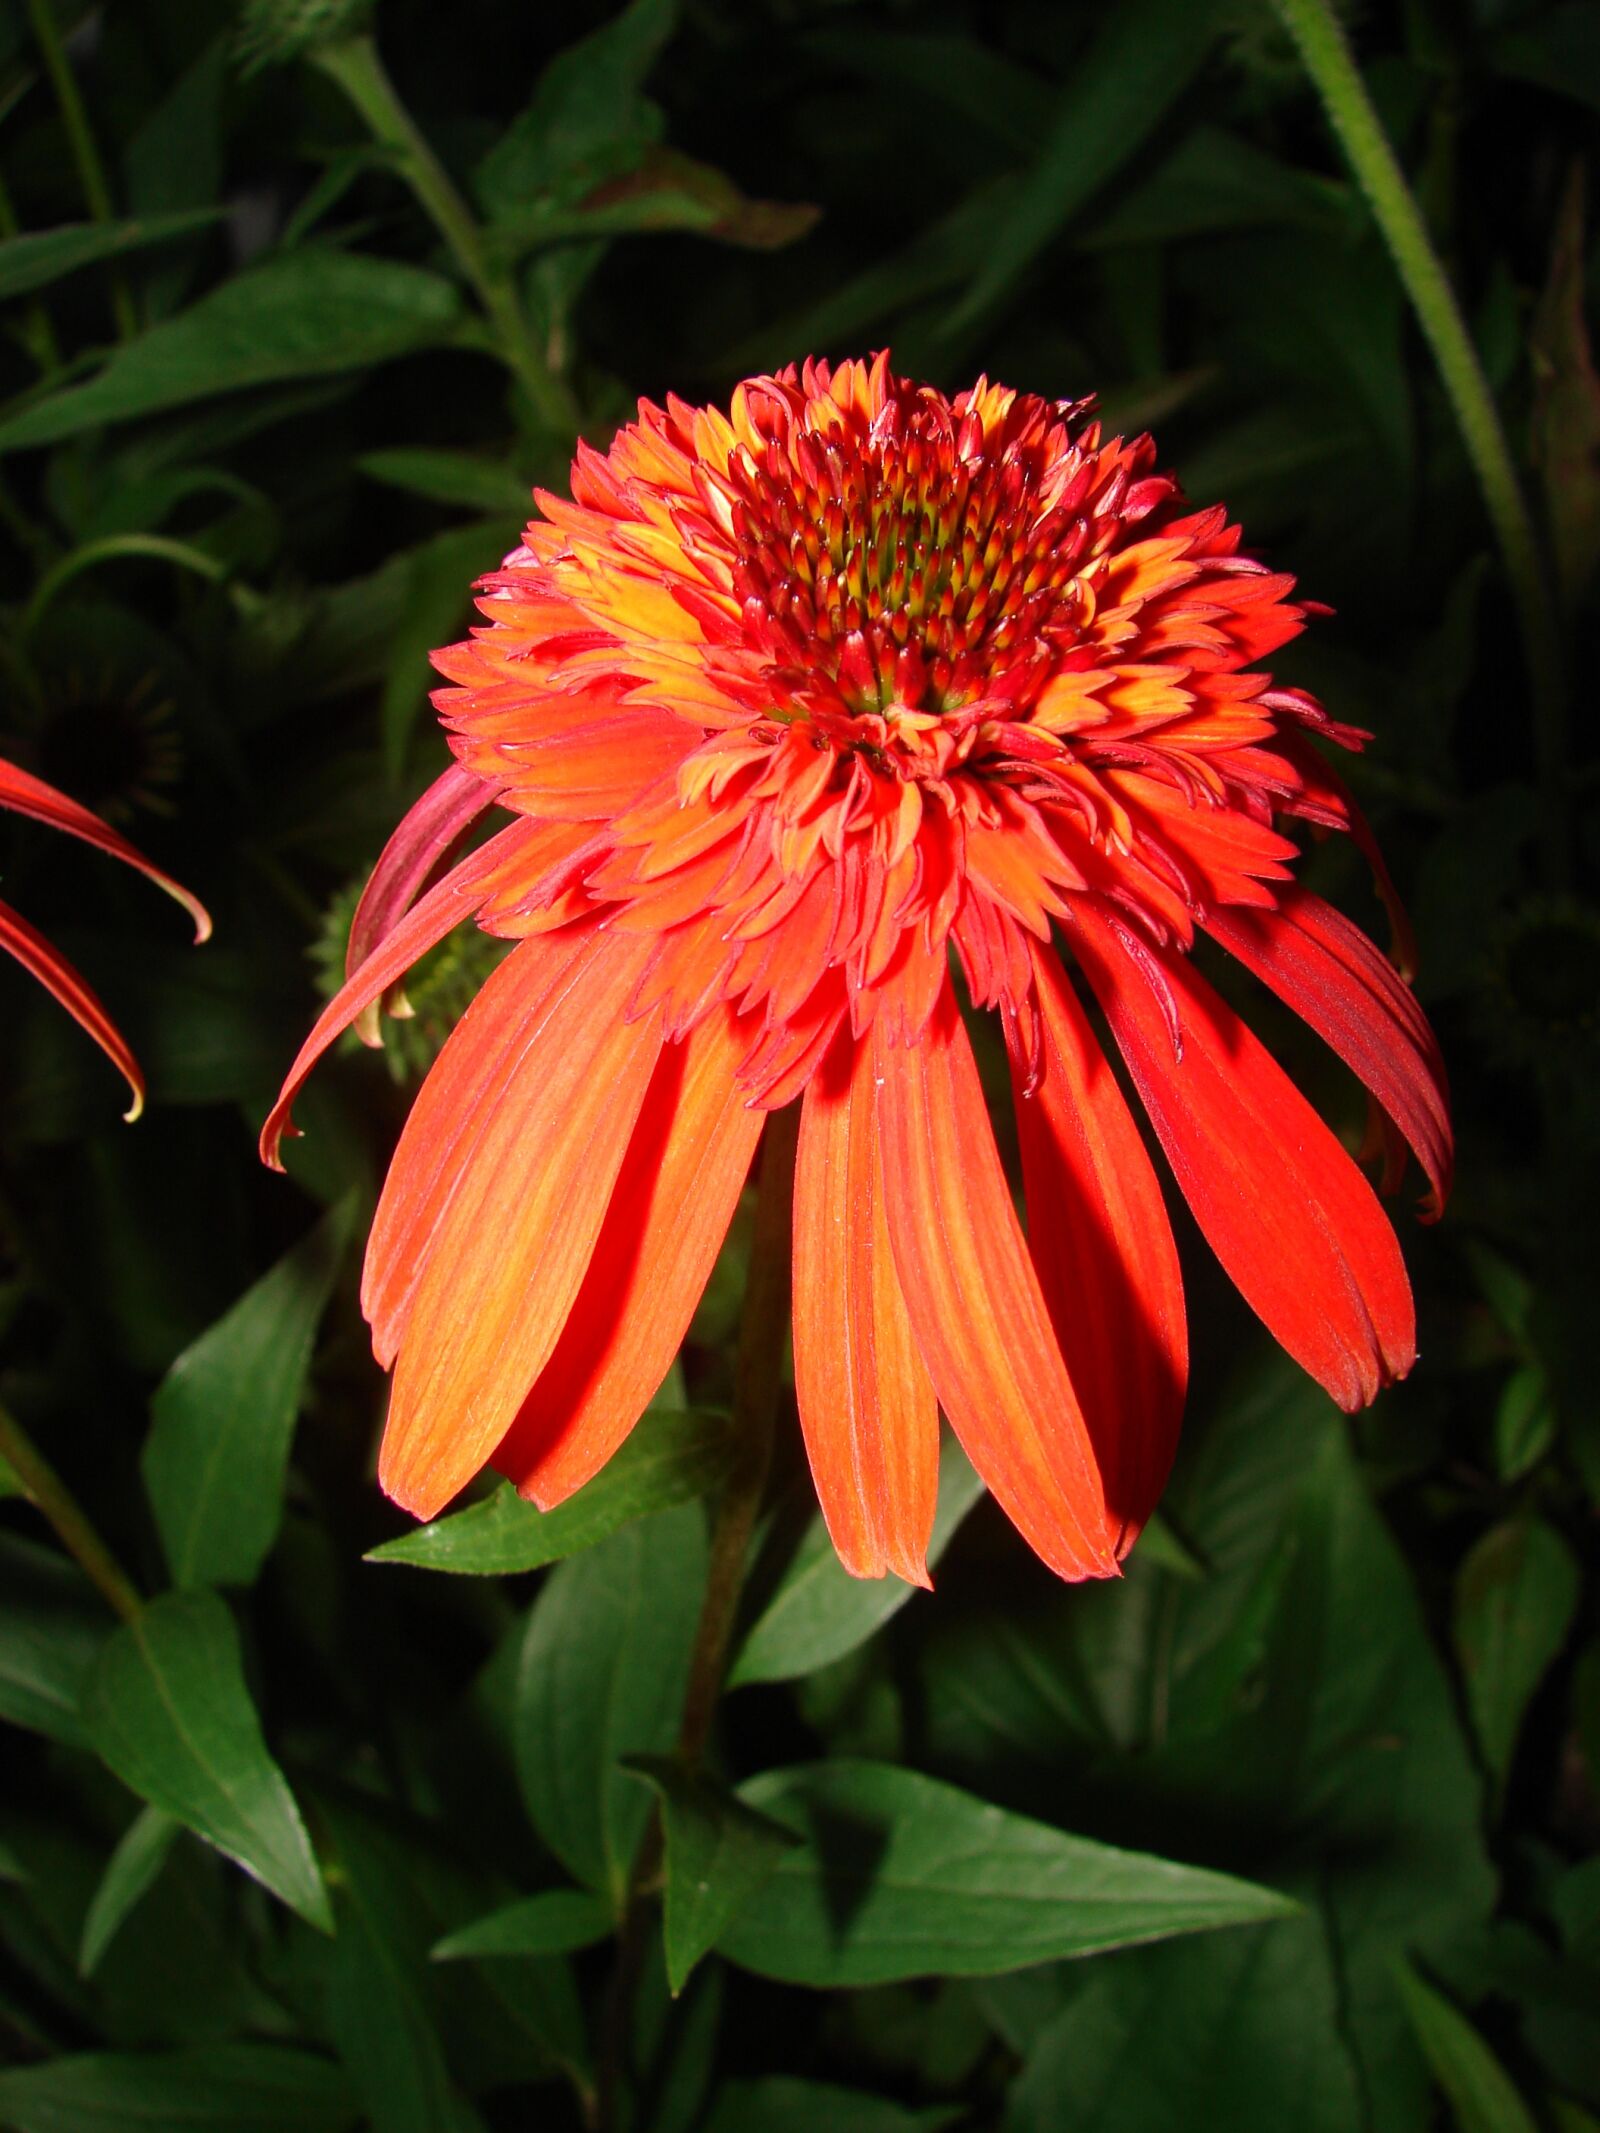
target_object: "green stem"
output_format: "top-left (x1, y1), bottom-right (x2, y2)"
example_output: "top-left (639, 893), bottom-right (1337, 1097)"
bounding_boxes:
top-left (0, 166), bottom-right (63, 375)
top-left (1268, 0), bottom-right (1569, 870)
top-left (597, 1103), bottom-right (800, 2131)
top-left (23, 533), bottom-right (231, 638)
top-left (311, 36), bottom-right (580, 438)
top-left (0, 1402), bottom-right (141, 1621)
top-left (24, 0), bottom-right (136, 341)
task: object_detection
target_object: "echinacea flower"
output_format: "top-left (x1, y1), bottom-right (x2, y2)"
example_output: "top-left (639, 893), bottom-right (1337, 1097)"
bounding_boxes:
top-left (1, 755), bottom-right (210, 1119)
top-left (264, 356), bottom-right (1450, 1583)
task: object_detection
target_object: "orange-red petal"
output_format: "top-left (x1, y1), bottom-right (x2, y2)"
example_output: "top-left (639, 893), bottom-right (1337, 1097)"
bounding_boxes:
top-left (377, 927), bottom-right (662, 1519)
top-left (0, 757), bottom-right (210, 943)
top-left (1014, 941), bottom-right (1187, 1553)
top-left (873, 985), bottom-right (1118, 1581)
top-left (0, 895), bottom-right (145, 1120)
top-left (1070, 901), bottom-right (1415, 1410)
top-left (1205, 887), bottom-right (1452, 1219)
top-left (793, 1029), bottom-right (939, 1585)
top-left (492, 1000), bottom-right (765, 1507)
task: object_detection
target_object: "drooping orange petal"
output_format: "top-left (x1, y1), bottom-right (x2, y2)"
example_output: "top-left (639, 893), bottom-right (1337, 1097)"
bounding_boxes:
top-left (1014, 941), bottom-right (1187, 1553)
top-left (377, 928), bottom-right (662, 1519)
top-left (1205, 887), bottom-right (1452, 1219)
top-left (1070, 900), bottom-right (1415, 1410)
top-left (873, 985), bottom-right (1118, 1582)
top-left (361, 920), bottom-right (599, 1365)
top-left (0, 895), bottom-right (144, 1120)
top-left (0, 757), bottom-right (210, 942)
top-left (492, 999), bottom-right (765, 1507)
top-left (344, 761), bottom-right (501, 1045)
top-left (259, 816), bottom-right (548, 1169)
top-left (792, 1029), bottom-right (939, 1584)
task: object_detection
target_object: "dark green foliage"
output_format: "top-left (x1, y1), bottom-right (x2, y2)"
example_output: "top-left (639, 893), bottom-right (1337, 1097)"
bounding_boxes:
top-left (1, 1), bottom-right (1595, 2127)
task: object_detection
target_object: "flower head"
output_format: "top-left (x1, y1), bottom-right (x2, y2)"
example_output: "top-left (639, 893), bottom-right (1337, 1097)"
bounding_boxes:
top-left (265, 355), bottom-right (1450, 1582)
top-left (1, 755), bottom-right (210, 1119)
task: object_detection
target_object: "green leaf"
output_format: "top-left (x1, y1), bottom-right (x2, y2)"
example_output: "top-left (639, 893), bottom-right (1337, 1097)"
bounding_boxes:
top-left (323, 1803), bottom-right (487, 2133)
top-left (82, 1589), bottom-right (332, 1933)
top-left (0, 248), bottom-right (462, 453)
top-left (0, 1532), bottom-right (109, 1746)
top-left (0, 212), bottom-right (223, 302)
top-left (514, 1502), bottom-right (707, 1908)
top-left (431, 1888), bottom-right (613, 1962)
top-left (705, 2080), bottom-right (958, 2133)
top-left (1454, 1517), bottom-right (1580, 1792)
top-left (1393, 1959), bottom-right (1540, 2133)
top-left (625, 1757), bottom-right (798, 1992)
top-left (142, 1199), bottom-right (353, 1590)
top-left (0, 2044), bottom-right (355, 2132)
top-left (1493, 1365), bottom-right (1556, 1482)
top-left (357, 447), bottom-right (533, 516)
top-left (1006, 1914), bottom-right (1362, 2133)
top-left (78, 1806), bottom-right (181, 1977)
top-left (730, 1439), bottom-right (984, 1686)
top-left (370, 1407), bottom-right (733, 1575)
top-left (938, 0), bottom-right (1216, 346)
top-left (718, 1761), bottom-right (1296, 1987)
top-left (475, 0), bottom-right (676, 213)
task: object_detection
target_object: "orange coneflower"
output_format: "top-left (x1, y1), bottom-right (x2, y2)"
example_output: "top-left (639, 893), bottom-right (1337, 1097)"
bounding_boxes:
top-left (264, 356), bottom-right (1450, 1583)
top-left (1, 756), bottom-right (209, 1119)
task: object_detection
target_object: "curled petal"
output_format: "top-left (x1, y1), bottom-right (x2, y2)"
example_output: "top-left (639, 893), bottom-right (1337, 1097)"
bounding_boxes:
top-left (345, 761), bottom-right (502, 1044)
top-left (0, 758), bottom-right (210, 943)
top-left (0, 896), bottom-right (144, 1120)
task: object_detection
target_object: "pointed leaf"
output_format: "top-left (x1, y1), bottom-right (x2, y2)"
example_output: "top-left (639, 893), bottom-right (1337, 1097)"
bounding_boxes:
top-left (719, 1761), bottom-right (1297, 1986)
top-left (79, 1806), bottom-right (182, 1976)
top-left (0, 211), bottom-right (223, 301)
top-left (431, 1889), bottom-right (612, 1962)
top-left (143, 1199), bottom-right (353, 1589)
top-left (1393, 1959), bottom-right (1540, 2133)
top-left (626, 1757), bottom-right (798, 1992)
top-left (83, 1590), bottom-right (332, 1932)
top-left (0, 1532), bottom-right (109, 1745)
top-left (514, 1503), bottom-right (707, 1907)
top-left (0, 248), bottom-right (462, 452)
top-left (369, 1407), bottom-right (733, 1574)
top-left (730, 1442), bottom-right (985, 1686)
top-left (0, 2045), bottom-right (355, 2132)
top-left (1454, 1517), bottom-right (1580, 1792)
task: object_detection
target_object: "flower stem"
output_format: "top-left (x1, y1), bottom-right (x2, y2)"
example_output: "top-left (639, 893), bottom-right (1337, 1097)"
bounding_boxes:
top-left (597, 1101), bottom-right (799, 2131)
top-left (0, 1401), bottom-right (141, 1621)
top-left (311, 36), bottom-right (581, 439)
top-left (25, 0), bottom-right (136, 342)
top-left (1267, 0), bottom-right (1569, 870)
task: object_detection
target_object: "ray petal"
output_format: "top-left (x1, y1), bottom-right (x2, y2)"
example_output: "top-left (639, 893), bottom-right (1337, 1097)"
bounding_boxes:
top-left (1070, 901), bottom-right (1415, 1410)
top-left (793, 1031), bottom-right (939, 1584)
top-left (493, 1000), bottom-right (765, 1507)
top-left (0, 895), bottom-right (144, 1119)
top-left (874, 986), bottom-right (1118, 1582)
top-left (1015, 941), bottom-right (1187, 1552)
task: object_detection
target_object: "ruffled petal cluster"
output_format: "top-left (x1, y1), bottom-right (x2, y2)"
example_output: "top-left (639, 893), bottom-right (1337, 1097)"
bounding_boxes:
top-left (265, 355), bottom-right (1450, 1583)
top-left (0, 756), bottom-right (210, 1119)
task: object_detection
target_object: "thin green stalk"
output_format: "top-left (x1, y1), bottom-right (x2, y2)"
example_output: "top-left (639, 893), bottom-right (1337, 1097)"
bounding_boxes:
top-left (597, 1103), bottom-right (800, 2132)
top-left (311, 36), bottom-right (580, 438)
top-left (24, 0), bottom-right (136, 341)
top-left (0, 165), bottom-right (63, 374)
top-left (23, 533), bottom-right (231, 637)
top-left (0, 1402), bottom-right (141, 1621)
top-left (1268, 0), bottom-right (1568, 869)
